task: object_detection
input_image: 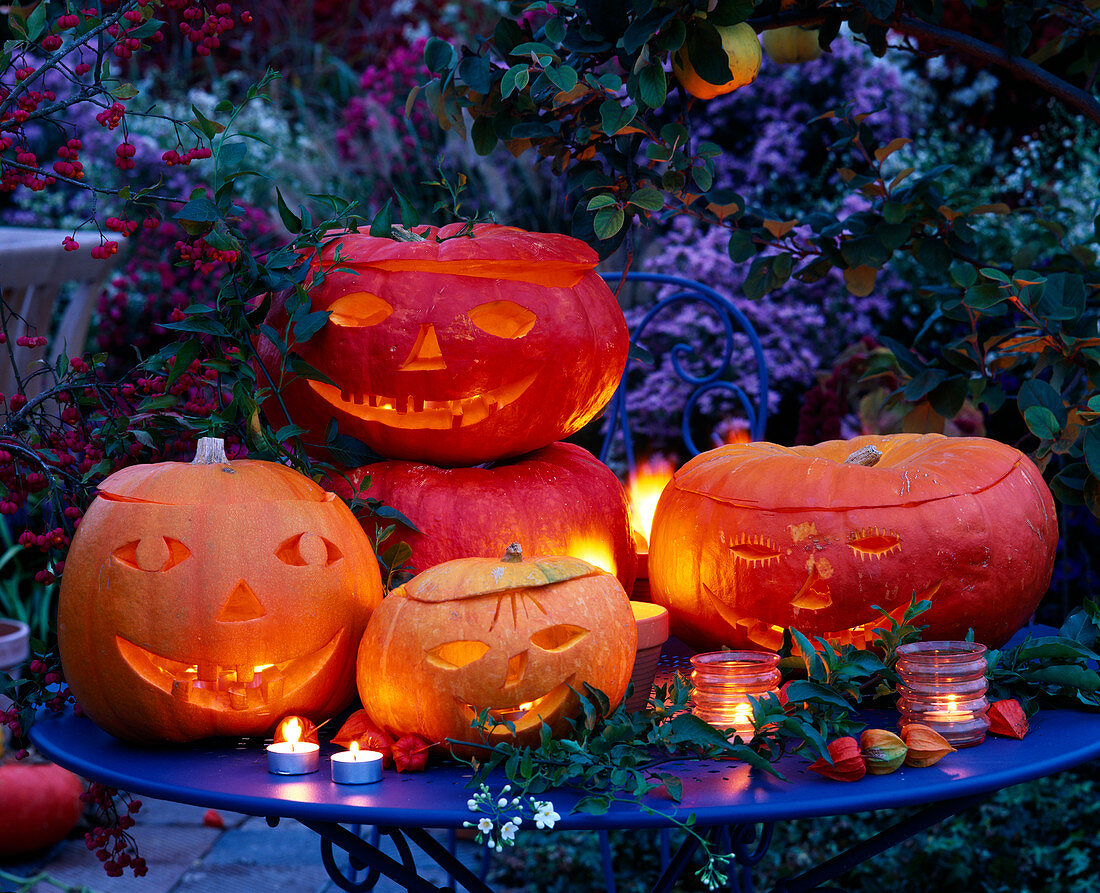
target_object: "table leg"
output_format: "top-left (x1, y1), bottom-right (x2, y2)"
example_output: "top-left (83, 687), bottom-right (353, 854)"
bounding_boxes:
top-left (773, 794), bottom-right (987, 892)
top-left (301, 818), bottom-right (497, 893)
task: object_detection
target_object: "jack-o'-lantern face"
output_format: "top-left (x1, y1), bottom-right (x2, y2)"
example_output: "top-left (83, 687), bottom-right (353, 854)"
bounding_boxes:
top-left (649, 434), bottom-right (1058, 651)
top-left (59, 440), bottom-right (384, 743)
top-left (357, 547), bottom-right (637, 755)
top-left (257, 223), bottom-right (629, 466)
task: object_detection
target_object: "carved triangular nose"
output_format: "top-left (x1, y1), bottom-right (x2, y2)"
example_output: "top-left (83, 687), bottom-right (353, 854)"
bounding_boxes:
top-left (216, 580), bottom-right (266, 622)
top-left (399, 324), bottom-right (446, 371)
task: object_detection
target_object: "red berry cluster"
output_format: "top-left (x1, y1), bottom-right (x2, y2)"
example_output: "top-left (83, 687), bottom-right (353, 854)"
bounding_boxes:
top-left (175, 1), bottom-right (239, 56)
top-left (82, 784), bottom-right (147, 877)
top-left (95, 102), bottom-right (126, 130)
top-left (176, 236), bottom-right (240, 272)
top-left (105, 216), bottom-right (138, 236)
top-left (53, 138), bottom-right (86, 180)
top-left (162, 145), bottom-right (212, 166)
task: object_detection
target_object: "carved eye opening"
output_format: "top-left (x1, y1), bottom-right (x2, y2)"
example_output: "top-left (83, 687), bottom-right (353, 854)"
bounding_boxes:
top-left (530, 624), bottom-right (588, 652)
top-left (427, 640), bottom-right (490, 669)
top-left (848, 528), bottom-right (901, 558)
top-left (468, 301), bottom-right (537, 339)
top-left (328, 292), bottom-right (393, 327)
top-left (729, 536), bottom-right (781, 565)
top-left (275, 533), bottom-right (344, 567)
top-left (112, 537), bottom-right (191, 573)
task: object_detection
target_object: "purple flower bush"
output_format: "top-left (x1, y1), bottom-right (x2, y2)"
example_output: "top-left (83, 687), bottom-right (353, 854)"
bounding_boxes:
top-left (616, 37), bottom-right (920, 455)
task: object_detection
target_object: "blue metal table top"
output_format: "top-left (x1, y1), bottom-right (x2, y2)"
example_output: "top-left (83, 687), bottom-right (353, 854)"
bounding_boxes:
top-left (30, 707), bottom-right (1100, 831)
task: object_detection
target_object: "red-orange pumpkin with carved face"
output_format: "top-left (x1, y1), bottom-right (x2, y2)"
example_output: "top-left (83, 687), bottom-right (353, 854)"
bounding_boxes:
top-left (58, 438), bottom-right (384, 743)
top-left (649, 434), bottom-right (1057, 651)
top-left (258, 223), bottom-right (629, 466)
top-left (356, 545), bottom-right (636, 755)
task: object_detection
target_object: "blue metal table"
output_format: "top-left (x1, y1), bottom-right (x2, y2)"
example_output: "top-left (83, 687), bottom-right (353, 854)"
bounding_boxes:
top-left (30, 706), bottom-right (1100, 893)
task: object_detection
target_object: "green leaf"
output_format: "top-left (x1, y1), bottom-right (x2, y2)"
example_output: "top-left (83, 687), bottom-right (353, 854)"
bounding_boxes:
top-left (708, 0), bottom-right (755, 26)
top-left (681, 20), bottom-right (732, 87)
top-left (423, 37), bottom-right (456, 73)
top-left (501, 63), bottom-right (530, 98)
top-left (546, 63), bottom-right (578, 93)
top-left (1024, 406), bottom-right (1061, 440)
top-left (173, 197), bottom-right (221, 224)
top-left (1018, 379), bottom-right (1067, 427)
top-left (471, 117), bottom-right (497, 156)
top-left (727, 230), bottom-right (755, 262)
top-left (1022, 665), bottom-right (1100, 691)
top-left (457, 54), bottom-right (492, 94)
top-left (293, 310), bottom-right (331, 342)
top-left (788, 628), bottom-right (826, 681)
top-left (627, 187), bottom-right (664, 212)
top-left (189, 105), bottom-right (224, 138)
top-left (587, 193), bottom-right (618, 210)
top-left (1083, 427), bottom-right (1100, 479)
top-left (164, 339), bottom-right (202, 391)
top-left (637, 63), bottom-right (667, 109)
top-left (593, 206), bottom-right (625, 240)
top-left (369, 200), bottom-right (393, 237)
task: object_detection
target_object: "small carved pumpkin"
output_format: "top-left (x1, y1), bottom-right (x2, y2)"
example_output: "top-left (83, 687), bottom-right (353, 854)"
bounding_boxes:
top-left (258, 223), bottom-right (629, 466)
top-left (356, 544), bottom-right (636, 755)
top-left (58, 438), bottom-right (384, 743)
top-left (649, 434), bottom-right (1057, 651)
top-left (328, 442), bottom-right (638, 593)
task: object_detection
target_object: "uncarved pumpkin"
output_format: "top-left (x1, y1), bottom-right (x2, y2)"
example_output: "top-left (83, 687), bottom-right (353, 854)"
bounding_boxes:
top-left (356, 544), bottom-right (636, 755)
top-left (328, 442), bottom-right (638, 593)
top-left (257, 223), bottom-right (629, 467)
top-left (649, 434), bottom-right (1057, 651)
top-left (0, 759), bottom-right (84, 856)
top-left (59, 438), bottom-right (384, 743)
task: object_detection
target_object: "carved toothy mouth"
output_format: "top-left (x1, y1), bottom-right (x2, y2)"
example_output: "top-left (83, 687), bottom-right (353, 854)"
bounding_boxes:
top-left (115, 630), bottom-right (344, 711)
top-left (308, 374), bottom-right (537, 430)
top-left (459, 675), bottom-right (576, 734)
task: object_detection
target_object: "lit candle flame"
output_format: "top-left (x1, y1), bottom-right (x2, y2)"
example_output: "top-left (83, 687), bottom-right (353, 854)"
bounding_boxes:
top-left (284, 717), bottom-right (301, 753)
top-left (627, 457), bottom-right (675, 545)
top-left (350, 741), bottom-right (360, 761)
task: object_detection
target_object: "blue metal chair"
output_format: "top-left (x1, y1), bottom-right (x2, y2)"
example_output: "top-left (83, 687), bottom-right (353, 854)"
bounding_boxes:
top-left (597, 271), bottom-right (770, 473)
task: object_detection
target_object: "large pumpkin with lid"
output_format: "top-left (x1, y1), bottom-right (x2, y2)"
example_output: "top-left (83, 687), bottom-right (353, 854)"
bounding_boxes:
top-left (257, 223), bottom-right (629, 466)
top-left (329, 442), bottom-right (638, 594)
top-left (649, 434), bottom-right (1057, 651)
top-left (356, 544), bottom-right (636, 754)
top-left (58, 438), bottom-right (384, 742)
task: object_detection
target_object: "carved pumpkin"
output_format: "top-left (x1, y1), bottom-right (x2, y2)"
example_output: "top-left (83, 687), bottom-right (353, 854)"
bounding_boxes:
top-left (649, 434), bottom-right (1057, 651)
top-left (672, 21), bottom-right (762, 100)
top-left (761, 26), bottom-right (823, 64)
top-left (58, 438), bottom-right (384, 743)
top-left (258, 223), bottom-right (629, 467)
top-left (356, 544), bottom-right (636, 755)
top-left (328, 442), bottom-right (638, 593)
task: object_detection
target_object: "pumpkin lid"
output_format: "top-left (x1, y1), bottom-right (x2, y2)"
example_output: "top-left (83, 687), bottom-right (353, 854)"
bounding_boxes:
top-left (395, 543), bottom-right (603, 603)
top-left (315, 223), bottom-right (598, 288)
top-left (95, 438), bottom-right (333, 505)
top-left (671, 434), bottom-right (1030, 510)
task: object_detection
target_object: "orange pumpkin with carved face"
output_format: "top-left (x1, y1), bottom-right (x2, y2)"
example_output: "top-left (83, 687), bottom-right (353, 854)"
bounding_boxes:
top-left (356, 545), bottom-right (636, 754)
top-left (257, 223), bottom-right (629, 467)
top-left (58, 438), bottom-right (384, 743)
top-left (649, 434), bottom-right (1057, 651)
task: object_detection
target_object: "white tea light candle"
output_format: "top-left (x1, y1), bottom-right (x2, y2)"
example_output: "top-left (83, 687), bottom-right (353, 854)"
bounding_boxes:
top-left (331, 741), bottom-right (383, 785)
top-left (267, 717), bottom-right (320, 775)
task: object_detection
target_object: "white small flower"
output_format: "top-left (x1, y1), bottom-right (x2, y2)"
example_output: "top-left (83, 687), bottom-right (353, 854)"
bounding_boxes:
top-left (534, 802), bottom-right (560, 830)
top-left (467, 799), bottom-right (479, 811)
top-left (512, 816), bottom-right (522, 826)
top-left (500, 821), bottom-right (518, 842)
top-left (495, 843), bottom-right (503, 853)
top-left (477, 818), bottom-right (494, 834)
top-left (497, 797), bottom-right (508, 808)
top-left (502, 785), bottom-right (511, 792)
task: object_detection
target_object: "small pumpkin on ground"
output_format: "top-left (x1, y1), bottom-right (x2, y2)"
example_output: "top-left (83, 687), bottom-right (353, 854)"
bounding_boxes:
top-left (356, 544), bottom-right (636, 756)
top-left (329, 442), bottom-right (638, 594)
top-left (59, 437), bottom-right (383, 743)
top-left (0, 753), bottom-right (84, 857)
top-left (649, 434), bottom-right (1057, 652)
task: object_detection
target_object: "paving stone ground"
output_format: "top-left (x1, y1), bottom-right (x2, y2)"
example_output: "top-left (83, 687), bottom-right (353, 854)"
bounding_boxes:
top-left (1, 798), bottom-right (488, 893)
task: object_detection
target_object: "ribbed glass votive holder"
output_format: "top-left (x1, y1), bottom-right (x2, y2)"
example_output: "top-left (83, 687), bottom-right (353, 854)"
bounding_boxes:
top-left (896, 641), bottom-right (989, 747)
top-left (690, 650), bottom-right (780, 742)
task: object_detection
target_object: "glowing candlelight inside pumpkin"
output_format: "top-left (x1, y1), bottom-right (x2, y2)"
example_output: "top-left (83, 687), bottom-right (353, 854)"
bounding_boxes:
top-left (331, 740), bottom-right (384, 785)
top-left (267, 717), bottom-right (320, 775)
top-left (896, 641), bottom-right (990, 747)
top-left (566, 536), bottom-right (616, 578)
top-left (690, 651), bottom-right (780, 742)
top-left (627, 457), bottom-right (675, 547)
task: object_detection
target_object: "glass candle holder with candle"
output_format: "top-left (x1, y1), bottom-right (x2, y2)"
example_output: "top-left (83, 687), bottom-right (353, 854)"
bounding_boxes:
top-left (896, 641), bottom-right (990, 747)
top-left (690, 651), bottom-right (780, 742)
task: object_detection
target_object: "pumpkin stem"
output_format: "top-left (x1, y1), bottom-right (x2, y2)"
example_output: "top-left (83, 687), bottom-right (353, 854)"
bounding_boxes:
top-left (844, 445), bottom-right (882, 467)
top-left (502, 543), bottom-right (523, 563)
top-left (390, 225), bottom-right (427, 243)
top-left (193, 436), bottom-right (229, 466)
